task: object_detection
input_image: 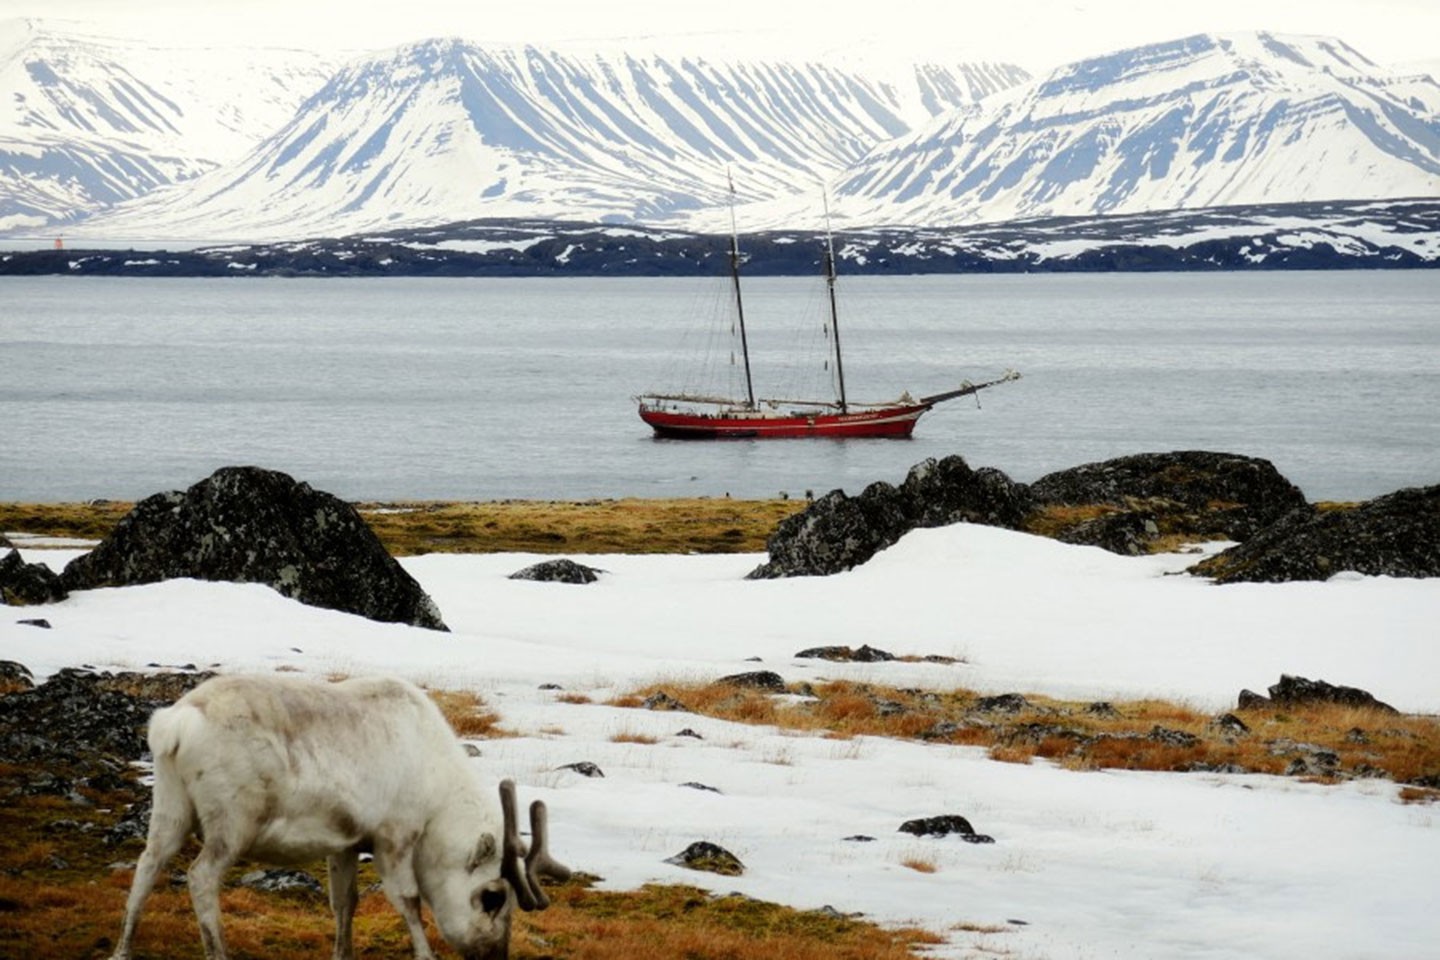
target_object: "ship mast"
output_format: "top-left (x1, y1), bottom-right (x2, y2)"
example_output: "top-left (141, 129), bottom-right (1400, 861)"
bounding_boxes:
top-left (822, 190), bottom-right (848, 413)
top-left (726, 170), bottom-right (756, 410)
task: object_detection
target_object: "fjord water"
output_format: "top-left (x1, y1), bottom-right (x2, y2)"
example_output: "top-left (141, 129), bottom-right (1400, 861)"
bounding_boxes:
top-left (4, 272), bottom-right (1437, 504)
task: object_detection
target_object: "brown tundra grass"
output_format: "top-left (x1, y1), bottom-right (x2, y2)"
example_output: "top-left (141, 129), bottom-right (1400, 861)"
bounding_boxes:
top-left (611, 679), bottom-right (1440, 786)
top-left (0, 497), bottom-right (805, 556)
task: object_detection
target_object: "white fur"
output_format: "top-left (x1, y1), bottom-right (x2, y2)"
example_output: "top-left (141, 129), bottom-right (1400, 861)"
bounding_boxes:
top-left (110, 674), bottom-right (517, 960)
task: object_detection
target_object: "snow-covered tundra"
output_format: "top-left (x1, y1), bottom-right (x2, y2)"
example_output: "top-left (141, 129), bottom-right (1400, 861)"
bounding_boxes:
top-left (109, 674), bottom-right (569, 960)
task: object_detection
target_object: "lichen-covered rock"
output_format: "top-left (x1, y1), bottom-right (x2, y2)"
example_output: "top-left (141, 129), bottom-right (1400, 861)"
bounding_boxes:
top-left (59, 466), bottom-right (446, 630)
top-left (717, 670), bottom-right (787, 691)
top-left (899, 456), bottom-right (1032, 530)
top-left (508, 558), bottom-right (603, 584)
top-left (1266, 675), bottom-right (1397, 714)
top-left (1190, 485), bottom-right (1440, 584)
top-left (750, 457), bottom-right (1032, 579)
top-left (748, 481), bottom-right (911, 579)
top-left (1, 540), bottom-right (68, 606)
top-left (1029, 451), bottom-right (1308, 549)
top-left (747, 449), bottom-right (1310, 577)
top-left (794, 644), bottom-right (896, 662)
top-left (240, 868), bottom-right (324, 895)
top-left (665, 841), bottom-right (745, 875)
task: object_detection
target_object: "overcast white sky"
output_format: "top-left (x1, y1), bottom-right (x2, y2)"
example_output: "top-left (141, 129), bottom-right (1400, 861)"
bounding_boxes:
top-left (7, 0), bottom-right (1438, 71)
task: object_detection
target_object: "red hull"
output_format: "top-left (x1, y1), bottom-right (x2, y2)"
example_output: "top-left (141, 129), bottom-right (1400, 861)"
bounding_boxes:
top-left (638, 402), bottom-right (931, 439)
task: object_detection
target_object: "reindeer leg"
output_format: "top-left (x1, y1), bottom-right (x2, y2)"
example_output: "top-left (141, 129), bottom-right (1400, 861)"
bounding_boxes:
top-left (186, 834), bottom-right (237, 960)
top-left (373, 830), bottom-right (436, 960)
top-left (110, 781), bottom-right (193, 960)
top-left (327, 849), bottom-right (360, 960)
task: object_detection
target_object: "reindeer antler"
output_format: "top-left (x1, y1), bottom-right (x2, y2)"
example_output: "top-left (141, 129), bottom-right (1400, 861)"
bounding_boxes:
top-left (498, 779), bottom-right (570, 911)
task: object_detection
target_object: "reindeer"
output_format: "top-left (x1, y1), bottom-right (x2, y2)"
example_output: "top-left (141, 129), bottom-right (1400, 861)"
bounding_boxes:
top-left (109, 674), bottom-right (569, 960)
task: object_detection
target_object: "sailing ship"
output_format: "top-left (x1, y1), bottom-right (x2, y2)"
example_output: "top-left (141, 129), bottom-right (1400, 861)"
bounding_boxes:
top-left (636, 191), bottom-right (1018, 440)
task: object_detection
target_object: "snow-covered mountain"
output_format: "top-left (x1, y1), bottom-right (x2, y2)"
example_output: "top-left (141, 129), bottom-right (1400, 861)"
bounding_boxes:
top-left (0, 19), bottom-right (339, 231)
top-left (5, 24), bottom-right (1437, 241)
top-left (56, 37), bottom-right (1026, 240)
top-left (826, 32), bottom-right (1440, 226)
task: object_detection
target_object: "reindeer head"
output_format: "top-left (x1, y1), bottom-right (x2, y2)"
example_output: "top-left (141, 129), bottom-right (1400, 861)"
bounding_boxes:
top-left (457, 779), bottom-right (571, 960)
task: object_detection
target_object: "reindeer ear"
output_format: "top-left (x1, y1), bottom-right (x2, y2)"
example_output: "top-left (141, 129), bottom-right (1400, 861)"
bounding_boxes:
top-left (468, 832), bottom-right (497, 872)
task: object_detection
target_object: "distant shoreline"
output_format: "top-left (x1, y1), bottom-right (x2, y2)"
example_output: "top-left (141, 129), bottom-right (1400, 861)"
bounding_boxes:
top-left (4, 198), bottom-right (1437, 277)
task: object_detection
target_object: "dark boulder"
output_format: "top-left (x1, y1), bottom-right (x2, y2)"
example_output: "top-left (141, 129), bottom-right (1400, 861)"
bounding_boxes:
top-left (750, 457), bottom-right (1034, 579)
top-left (0, 660), bottom-right (35, 692)
top-left (1029, 451), bottom-right (1308, 551)
top-left (1266, 675), bottom-right (1397, 714)
top-left (1189, 485), bottom-right (1440, 584)
top-left (557, 761), bottom-right (605, 778)
top-left (717, 670), bottom-right (787, 692)
top-left (240, 868), bottom-right (324, 896)
top-left (664, 841), bottom-right (745, 876)
top-left (508, 558), bottom-right (603, 584)
top-left (1237, 689), bottom-right (1272, 710)
top-left (899, 814), bottom-right (994, 843)
top-left (972, 693), bottom-right (1033, 714)
top-left (794, 644), bottom-right (896, 662)
top-left (59, 466), bottom-right (447, 630)
top-left (899, 456), bottom-right (1032, 530)
top-left (748, 481), bottom-right (911, 579)
top-left (642, 691), bottom-right (690, 711)
top-left (1, 539), bottom-right (68, 606)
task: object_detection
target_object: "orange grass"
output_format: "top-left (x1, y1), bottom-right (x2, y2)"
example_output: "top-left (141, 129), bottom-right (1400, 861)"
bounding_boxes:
top-left (426, 688), bottom-right (509, 739)
top-left (613, 679), bottom-right (1440, 782)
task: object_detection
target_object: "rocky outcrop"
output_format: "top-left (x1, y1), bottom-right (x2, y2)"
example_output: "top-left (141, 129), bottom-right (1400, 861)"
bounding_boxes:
top-left (794, 644), bottom-right (896, 662)
top-left (899, 456), bottom-right (1033, 529)
top-left (1, 535), bottom-right (68, 606)
top-left (1238, 675), bottom-right (1398, 714)
top-left (60, 466), bottom-right (447, 630)
top-left (748, 481), bottom-right (913, 579)
top-left (748, 450), bottom-right (1311, 577)
top-left (0, 667), bottom-right (213, 777)
top-left (1028, 450), bottom-right (1308, 552)
top-left (1190, 485), bottom-right (1440, 584)
top-left (749, 456), bottom-right (1030, 578)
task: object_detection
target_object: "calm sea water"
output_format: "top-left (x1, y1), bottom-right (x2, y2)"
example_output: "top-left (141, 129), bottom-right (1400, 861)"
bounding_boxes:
top-left (3, 272), bottom-right (1437, 504)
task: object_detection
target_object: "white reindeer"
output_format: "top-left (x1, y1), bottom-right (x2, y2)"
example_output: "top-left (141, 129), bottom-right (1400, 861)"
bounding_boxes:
top-left (109, 673), bottom-right (569, 960)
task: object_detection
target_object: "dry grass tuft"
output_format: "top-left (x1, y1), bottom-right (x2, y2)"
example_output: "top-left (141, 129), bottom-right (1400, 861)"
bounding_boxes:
top-left (900, 856), bottom-right (938, 874)
top-left (426, 688), bottom-right (507, 738)
top-left (610, 731), bottom-right (660, 745)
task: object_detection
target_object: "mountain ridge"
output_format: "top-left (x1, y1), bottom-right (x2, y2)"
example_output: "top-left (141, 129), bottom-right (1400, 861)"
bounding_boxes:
top-left (3, 24), bottom-right (1438, 241)
top-left (820, 31), bottom-right (1440, 227)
